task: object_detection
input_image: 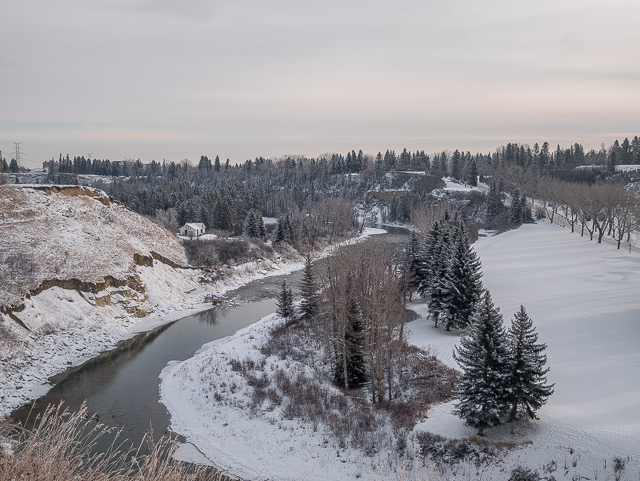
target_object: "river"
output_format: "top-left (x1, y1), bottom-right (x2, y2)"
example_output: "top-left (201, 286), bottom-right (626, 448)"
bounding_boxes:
top-left (10, 226), bottom-right (408, 456)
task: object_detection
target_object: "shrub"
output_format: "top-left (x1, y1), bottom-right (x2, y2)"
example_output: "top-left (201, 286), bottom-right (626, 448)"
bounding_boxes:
top-left (509, 466), bottom-right (541, 481)
top-left (183, 237), bottom-right (273, 268)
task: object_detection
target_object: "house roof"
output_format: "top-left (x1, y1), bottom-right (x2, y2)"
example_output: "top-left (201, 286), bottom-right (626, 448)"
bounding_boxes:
top-left (184, 223), bottom-right (205, 229)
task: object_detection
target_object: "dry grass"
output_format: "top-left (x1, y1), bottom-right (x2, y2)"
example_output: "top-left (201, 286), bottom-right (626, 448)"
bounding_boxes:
top-left (0, 403), bottom-right (220, 480)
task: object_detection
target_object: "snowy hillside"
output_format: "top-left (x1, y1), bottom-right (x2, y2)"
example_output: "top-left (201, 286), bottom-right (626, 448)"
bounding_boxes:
top-left (0, 185), bottom-right (380, 417)
top-left (0, 184), bottom-right (188, 309)
top-left (410, 220), bottom-right (640, 480)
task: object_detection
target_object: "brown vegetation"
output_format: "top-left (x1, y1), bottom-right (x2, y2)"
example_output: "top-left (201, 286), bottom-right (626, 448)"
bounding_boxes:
top-left (0, 403), bottom-right (218, 480)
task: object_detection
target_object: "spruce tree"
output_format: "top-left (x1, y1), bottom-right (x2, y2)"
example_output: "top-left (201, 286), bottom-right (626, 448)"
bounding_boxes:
top-left (298, 254), bottom-right (318, 320)
top-left (243, 210), bottom-right (265, 239)
top-left (426, 218), bottom-right (452, 328)
top-left (466, 157), bottom-right (478, 186)
top-left (453, 290), bottom-right (510, 436)
top-left (272, 217), bottom-right (286, 243)
top-left (276, 280), bottom-right (294, 319)
top-left (333, 277), bottom-right (367, 388)
top-left (415, 219), bottom-right (441, 299)
top-left (257, 214), bottom-right (266, 239)
top-left (243, 210), bottom-right (258, 237)
top-left (442, 221), bottom-right (483, 330)
top-left (510, 189), bottom-right (523, 225)
top-left (506, 306), bottom-right (554, 430)
top-left (487, 181), bottom-right (502, 220)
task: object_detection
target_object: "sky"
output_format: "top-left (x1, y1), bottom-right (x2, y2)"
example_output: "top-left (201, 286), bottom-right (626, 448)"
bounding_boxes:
top-left (1, 0), bottom-right (639, 168)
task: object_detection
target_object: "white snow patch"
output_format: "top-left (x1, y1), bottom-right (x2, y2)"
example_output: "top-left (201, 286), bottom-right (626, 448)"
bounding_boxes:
top-left (441, 177), bottom-right (480, 192)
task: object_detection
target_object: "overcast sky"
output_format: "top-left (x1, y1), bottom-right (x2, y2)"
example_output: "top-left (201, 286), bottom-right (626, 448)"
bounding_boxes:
top-left (1, 0), bottom-right (639, 168)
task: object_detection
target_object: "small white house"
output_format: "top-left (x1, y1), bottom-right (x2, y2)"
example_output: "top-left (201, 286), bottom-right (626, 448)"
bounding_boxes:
top-left (179, 222), bottom-right (206, 238)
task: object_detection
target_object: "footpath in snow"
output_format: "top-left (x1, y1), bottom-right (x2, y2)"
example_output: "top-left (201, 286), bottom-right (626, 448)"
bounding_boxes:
top-left (160, 220), bottom-right (640, 481)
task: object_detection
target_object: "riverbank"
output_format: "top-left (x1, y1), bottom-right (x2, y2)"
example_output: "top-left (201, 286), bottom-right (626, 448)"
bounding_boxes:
top-left (0, 227), bottom-right (386, 419)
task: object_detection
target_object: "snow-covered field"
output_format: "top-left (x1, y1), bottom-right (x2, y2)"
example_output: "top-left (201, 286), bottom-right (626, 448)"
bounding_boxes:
top-left (160, 220), bottom-right (640, 480)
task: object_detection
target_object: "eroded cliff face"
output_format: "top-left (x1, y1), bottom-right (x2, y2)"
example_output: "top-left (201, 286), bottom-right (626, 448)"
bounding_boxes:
top-left (0, 184), bottom-right (190, 309)
top-left (0, 184), bottom-right (203, 354)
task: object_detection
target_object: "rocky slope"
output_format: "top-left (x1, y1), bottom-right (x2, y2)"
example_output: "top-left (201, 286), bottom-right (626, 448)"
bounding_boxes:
top-left (0, 185), bottom-right (205, 414)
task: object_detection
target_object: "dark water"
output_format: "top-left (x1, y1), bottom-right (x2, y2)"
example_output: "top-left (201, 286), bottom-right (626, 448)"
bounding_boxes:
top-left (10, 226), bottom-right (408, 453)
top-left (10, 296), bottom-right (284, 452)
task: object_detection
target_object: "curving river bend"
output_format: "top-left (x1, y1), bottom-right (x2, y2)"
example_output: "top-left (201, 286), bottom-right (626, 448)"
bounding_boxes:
top-left (10, 226), bottom-right (408, 457)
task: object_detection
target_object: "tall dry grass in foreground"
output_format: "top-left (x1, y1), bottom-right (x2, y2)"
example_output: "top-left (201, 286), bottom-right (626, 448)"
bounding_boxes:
top-left (0, 403), bottom-right (220, 480)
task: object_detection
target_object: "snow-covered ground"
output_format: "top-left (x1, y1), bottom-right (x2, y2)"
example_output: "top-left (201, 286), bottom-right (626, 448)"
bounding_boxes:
top-left (411, 219), bottom-right (640, 479)
top-left (160, 220), bottom-right (640, 480)
top-left (441, 177), bottom-right (480, 192)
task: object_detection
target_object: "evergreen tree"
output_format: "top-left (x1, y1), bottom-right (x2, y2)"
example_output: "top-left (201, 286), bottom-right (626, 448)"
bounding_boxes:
top-left (214, 155), bottom-right (221, 172)
top-left (422, 214), bottom-right (453, 328)
top-left (607, 149), bottom-right (617, 174)
top-left (453, 290), bottom-right (510, 436)
top-left (198, 155), bottom-right (212, 171)
top-left (257, 213), bottom-right (266, 239)
top-left (299, 254), bottom-right (318, 320)
top-left (632, 136), bottom-right (640, 164)
top-left (487, 180), bottom-right (503, 220)
top-left (415, 219), bottom-right (441, 299)
top-left (506, 306), bottom-right (554, 430)
top-left (441, 221), bottom-right (484, 330)
top-left (466, 157), bottom-right (478, 186)
top-left (450, 150), bottom-right (462, 180)
top-left (243, 210), bottom-right (258, 237)
top-left (276, 280), bottom-right (294, 319)
top-left (272, 215), bottom-right (294, 243)
top-left (214, 194), bottom-right (231, 230)
top-left (510, 188), bottom-right (523, 225)
top-left (333, 276), bottom-right (367, 388)
top-left (272, 219), bottom-right (284, 243)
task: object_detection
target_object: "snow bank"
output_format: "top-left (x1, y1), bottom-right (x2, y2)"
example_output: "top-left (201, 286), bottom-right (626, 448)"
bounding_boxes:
top-left (441, 177), bottom-right (480, 192)
top-left (160, 313), bottom-right (422, 481)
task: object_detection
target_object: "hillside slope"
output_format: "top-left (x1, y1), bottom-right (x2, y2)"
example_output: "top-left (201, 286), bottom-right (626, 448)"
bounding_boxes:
top-left (0, 185), bottom-right (204, 415)
top-left (0, 184), bottom-right (188, 309)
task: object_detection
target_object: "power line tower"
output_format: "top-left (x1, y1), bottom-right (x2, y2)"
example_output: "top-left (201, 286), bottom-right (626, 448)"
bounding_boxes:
top-left (12, 142), bottom-right (24, 168)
